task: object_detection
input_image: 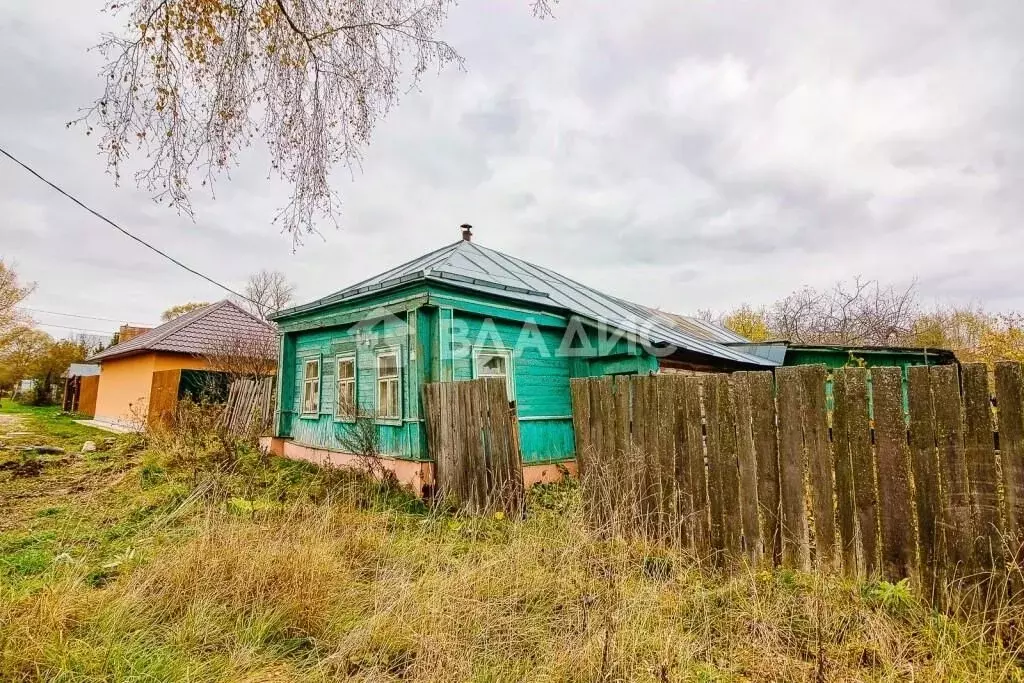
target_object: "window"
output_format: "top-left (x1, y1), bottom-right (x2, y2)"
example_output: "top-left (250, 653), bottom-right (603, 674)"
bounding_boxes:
top-left (301, 357), bottom-right (320, 415)
top-left (335, 355), bottom-right (356, 420)
top-left (376, 350), bottom-right (401, 421)
top-left (473, 348), bottom-right (514, 400)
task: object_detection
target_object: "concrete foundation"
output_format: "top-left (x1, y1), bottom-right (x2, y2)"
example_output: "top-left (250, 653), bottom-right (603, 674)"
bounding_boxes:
top-left (260, 437), bottom-right (576, 496)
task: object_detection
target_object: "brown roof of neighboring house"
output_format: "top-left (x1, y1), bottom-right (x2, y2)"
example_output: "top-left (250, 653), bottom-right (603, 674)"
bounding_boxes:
top-left (87, 300), bottom-right (277, 363)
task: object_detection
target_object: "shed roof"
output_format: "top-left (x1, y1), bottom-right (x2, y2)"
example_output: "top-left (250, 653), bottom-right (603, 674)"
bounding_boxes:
top-left (730, 341), bottom-right (957, 366)
top-left (87, 300), bottom-right (277, 363)
top-left (64, 363), bottom-right (101, 378)
top-left (273, 239), bottom-right (775, 367)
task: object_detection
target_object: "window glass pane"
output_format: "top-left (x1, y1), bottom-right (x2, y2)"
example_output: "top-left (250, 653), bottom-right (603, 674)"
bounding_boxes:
top-left (376, 378), bottom-right (400, 418)
top-left (337, 380), bottom-right (354, 416)
top-left (378, 353), bottom-right (398, 378)
top-left (303, 379), bottom-right (318, 413)
top-left (389, 380), bottom-right (399, 417)
top-left (306, 359), bottom-right (319, 378)
top-left (338, 358), bottom-right (354, 379)
top-left (477, 353), bottom-right (506, 376)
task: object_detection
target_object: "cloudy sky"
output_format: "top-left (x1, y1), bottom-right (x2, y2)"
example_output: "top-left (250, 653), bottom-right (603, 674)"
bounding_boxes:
top-left (1, 0), bottom-right (1022, 338)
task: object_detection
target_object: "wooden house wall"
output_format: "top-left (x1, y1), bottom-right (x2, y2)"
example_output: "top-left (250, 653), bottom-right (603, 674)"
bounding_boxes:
top-left (287, 310), bottom-right (427, 460)
top-left (274, 283), bottom-right (664, 465)
top-left (450, 311), bottom-right (575, 463)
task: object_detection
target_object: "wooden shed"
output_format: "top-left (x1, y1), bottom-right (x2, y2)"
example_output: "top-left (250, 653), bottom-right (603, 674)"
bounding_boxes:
top-left (62, 363), bottom-right (100, 416)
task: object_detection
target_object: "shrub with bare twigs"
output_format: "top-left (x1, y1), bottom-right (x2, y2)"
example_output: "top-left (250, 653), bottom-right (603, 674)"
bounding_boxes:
top-left (201, 329), bottom-right (279, 382)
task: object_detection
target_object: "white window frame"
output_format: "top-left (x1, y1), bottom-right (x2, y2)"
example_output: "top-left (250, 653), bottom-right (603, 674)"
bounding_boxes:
top-left (300, 355), bottom-right (321, 416)
top-left (471, 346), bottom-right (515, 401)
top-left (334, 353), bottom-right (357, 422)
top-left (375, 347), bottom-right (402, 425)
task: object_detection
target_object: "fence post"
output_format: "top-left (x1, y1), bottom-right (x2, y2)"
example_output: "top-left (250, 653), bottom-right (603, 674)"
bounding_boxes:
top-left (654, 376), bottom-right (679, 546)
top-left (704, 374), bottom-right (742, 564)
top-left (872, 366), bottom-right (915, 581)
top-left (962, 363), bottom-right (1002, 576)
top-left (748, 371), bottom-right (780, 567)
top-left (932, 365), bottom-right (973, 580)
top-left (682, 376), bottom-right (710, 561)
top-left (832, 368), bottom-right (862, 578)
top-left (732, 372), bottom-right (762, 565)
top-left (800, 365), bottom-right (836, 571)
top-left (908, 365), bottom-right (941, 600)
top-left (776, 367), bottom-right (810, 570)
top-left (996, 362), bottom-right (1024, 584)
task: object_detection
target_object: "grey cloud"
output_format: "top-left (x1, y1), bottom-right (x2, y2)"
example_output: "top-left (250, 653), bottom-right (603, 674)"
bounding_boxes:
top-left (1, 0), bottom-right (1023, 325)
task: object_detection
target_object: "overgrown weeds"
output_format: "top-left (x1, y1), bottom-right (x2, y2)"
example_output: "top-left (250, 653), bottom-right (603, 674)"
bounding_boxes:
top-left (2, 404), bottom-right (1024, 681)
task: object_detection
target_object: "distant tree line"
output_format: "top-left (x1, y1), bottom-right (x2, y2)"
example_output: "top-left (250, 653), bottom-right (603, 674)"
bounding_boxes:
top-left (0, 259), bottom-right (109, 403)
top-left (2, 258), bottom-right (295, 405)
top-left (708, 277), bottom-right (1024, 366)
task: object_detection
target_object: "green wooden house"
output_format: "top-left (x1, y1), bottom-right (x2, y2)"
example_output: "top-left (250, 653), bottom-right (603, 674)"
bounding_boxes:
top-left (266, 226), bottom-right (774, 489)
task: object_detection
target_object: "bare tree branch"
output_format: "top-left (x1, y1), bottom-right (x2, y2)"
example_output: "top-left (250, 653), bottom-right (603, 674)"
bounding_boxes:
top-left (236, 268), bottom-right (295, 319)
top-left (766, 277), bottom-right (919, 346)
top-left (201, 327), bottom-right (279, 381)
top-left (76, 0), bottom-right (518, 244)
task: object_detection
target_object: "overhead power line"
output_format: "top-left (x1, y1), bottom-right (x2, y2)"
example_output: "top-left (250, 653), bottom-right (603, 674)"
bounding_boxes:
top-left (0, 146), bottom-right (257, 305)
top-left (35, 322), bottom-right (114, 336)
top-left (18, 306), bottom-right (153, 326)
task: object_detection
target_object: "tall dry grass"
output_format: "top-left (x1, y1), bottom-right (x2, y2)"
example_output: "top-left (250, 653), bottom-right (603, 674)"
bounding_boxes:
top-left (3, 404), bottom-right (1023, 681)
top-left (4, 476), bottom-right (1024, 682)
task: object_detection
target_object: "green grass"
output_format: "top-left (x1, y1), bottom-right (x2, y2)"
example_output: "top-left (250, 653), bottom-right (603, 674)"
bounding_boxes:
top-left (0, 402), bottom-right (107, 448)
top-left (1, 408), bottom-right (1023, 681)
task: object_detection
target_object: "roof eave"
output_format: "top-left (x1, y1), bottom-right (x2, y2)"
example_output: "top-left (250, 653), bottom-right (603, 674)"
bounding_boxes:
top-left (270, 272), bottom-right (432, 321)
top-left (86, 347), bottom-right (150, 363)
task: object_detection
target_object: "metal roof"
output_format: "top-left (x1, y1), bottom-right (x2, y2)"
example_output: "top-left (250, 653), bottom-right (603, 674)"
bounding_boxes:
top-left (274, 240), bottom-right (775, 367)
top-left (642, 308), bottom-right (751, 344)
top-left (87, 300), bottom-right (277, 362)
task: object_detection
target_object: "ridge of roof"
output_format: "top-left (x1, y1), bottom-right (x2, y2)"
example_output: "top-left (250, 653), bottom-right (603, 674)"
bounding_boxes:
top-left (271, 240), bottom-right (775, 367)
top-left (87, 300), bottom-right (274, 362)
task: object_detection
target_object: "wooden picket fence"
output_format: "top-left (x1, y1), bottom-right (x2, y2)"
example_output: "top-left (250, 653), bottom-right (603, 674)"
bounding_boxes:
top-left (569, 362), bottom-right (1024, 604)
top-left (423, 378), bottom-right (524, 515)
top-left (223, 376), bottom-right (276, 435)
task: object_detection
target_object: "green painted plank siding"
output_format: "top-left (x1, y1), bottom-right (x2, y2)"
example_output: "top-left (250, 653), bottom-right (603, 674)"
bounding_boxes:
top-left (290, 419), bottom-right (425, 460)
top-left (519, 419), bottom-right (576, 463)
top-left (450, 311), bottom-right (575, 463)
top-left (449, 312), bottom-right (573, 416)
top-left (287, 310), bottom-right (429, 460)
top-left (277, 333), bottom-right (297, 437)
top-left (275, 282), bottom-right (669, 466)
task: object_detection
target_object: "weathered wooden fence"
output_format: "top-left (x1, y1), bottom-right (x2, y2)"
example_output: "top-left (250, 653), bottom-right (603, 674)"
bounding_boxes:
top-left (570, 362), bottom-right (1024, 603)
top-left (223, 376), bottom-right (276, 435)
top-left (423, 378), bottom-right (524, 515)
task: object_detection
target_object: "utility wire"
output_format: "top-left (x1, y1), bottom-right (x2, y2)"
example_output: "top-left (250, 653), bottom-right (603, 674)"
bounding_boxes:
top-left (35, 322), bottom-right (114, 336)
top-left (0, 146), bottom-right (257, 305)
top-left (18, 306), bottom-right (153, 326)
